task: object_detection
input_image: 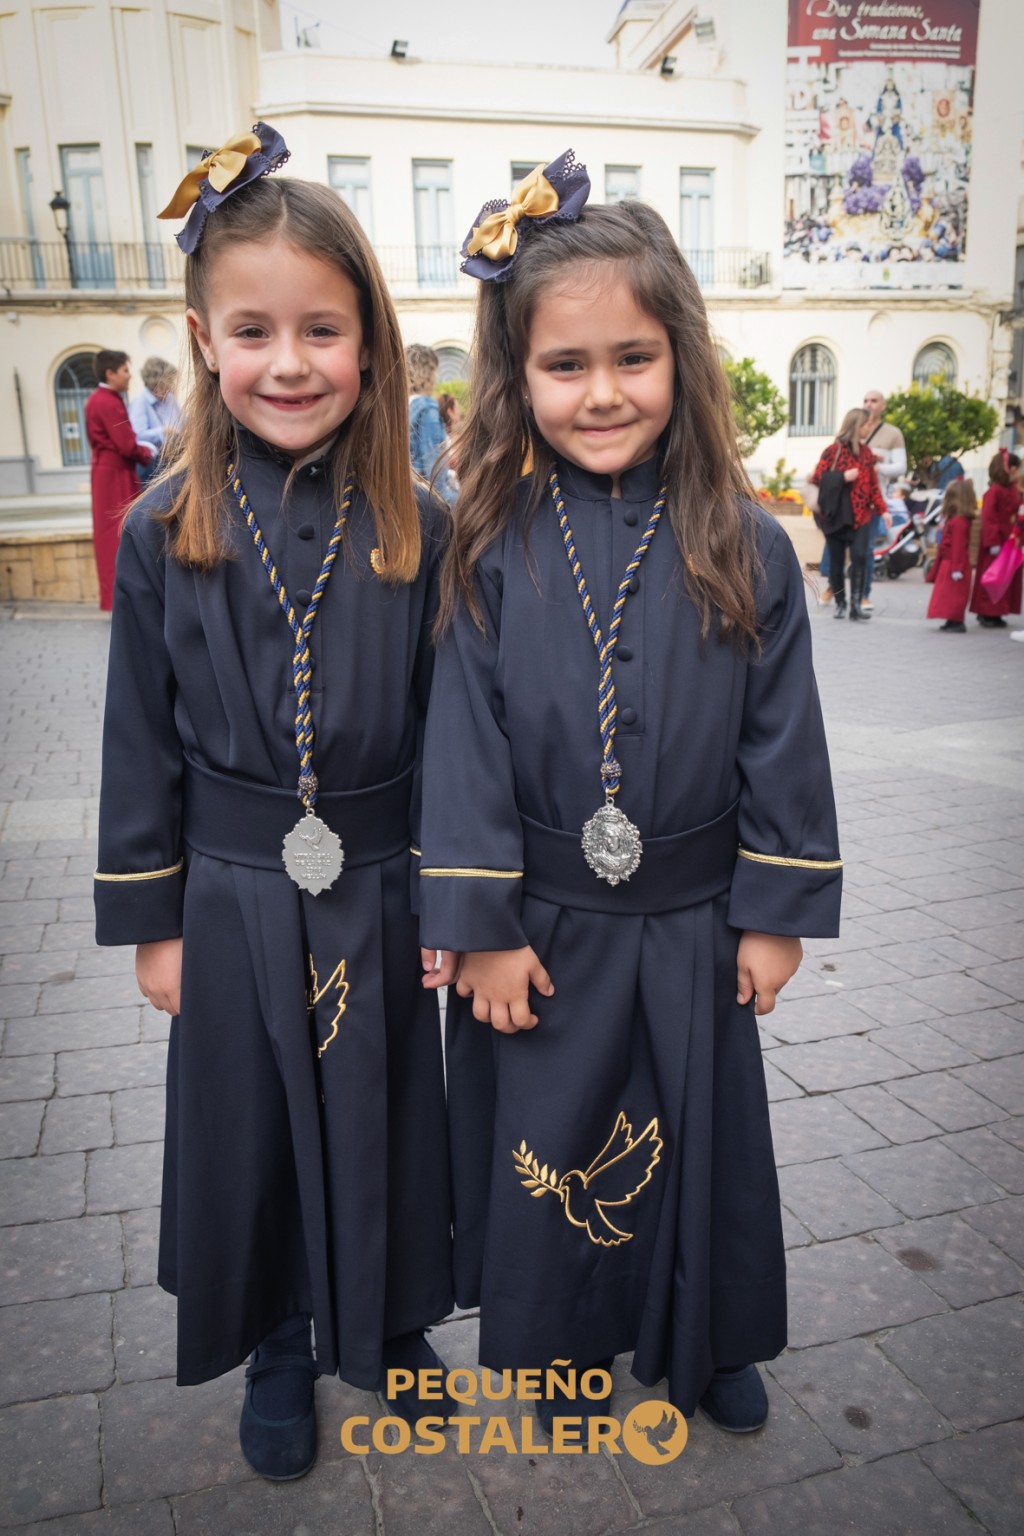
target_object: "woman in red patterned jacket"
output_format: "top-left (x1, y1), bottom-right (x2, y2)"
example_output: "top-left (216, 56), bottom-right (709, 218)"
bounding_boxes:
top-left (808, 408), bottom-right (887, 621)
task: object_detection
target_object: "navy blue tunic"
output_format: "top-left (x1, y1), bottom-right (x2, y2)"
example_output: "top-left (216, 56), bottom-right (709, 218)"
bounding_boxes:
top-left (419, 457), bottom-right (841, 1414)
top-left (94, 432), bottom-right (453, 1387)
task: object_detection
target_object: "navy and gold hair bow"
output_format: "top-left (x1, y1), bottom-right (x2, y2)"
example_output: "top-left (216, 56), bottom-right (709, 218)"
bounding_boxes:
top-left (158, 122), bottom-right (290, 253)
top-left (461, 150), bottom-right (590, 283)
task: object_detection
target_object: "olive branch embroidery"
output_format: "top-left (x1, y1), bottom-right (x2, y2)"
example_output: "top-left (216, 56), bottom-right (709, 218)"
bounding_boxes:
top-left (514, 1141), bottom-right (560, 1198)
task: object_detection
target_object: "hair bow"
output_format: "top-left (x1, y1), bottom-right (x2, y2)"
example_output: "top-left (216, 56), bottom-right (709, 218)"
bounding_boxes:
top-left (157, 122), bottom-right (290, 254)
top-left (461, 150), bottom-right (590, 283)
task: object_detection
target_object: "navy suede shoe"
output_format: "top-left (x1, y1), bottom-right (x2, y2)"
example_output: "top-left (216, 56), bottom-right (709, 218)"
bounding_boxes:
top-left (698, 1364), bottom-right (768, 1433)
top-left (380, 1330), bottom-right (457, 1426)
top-left (239, 1351), bottom-right (319, 1480)
top-left (537, 1356), bottom-right (615, 1438)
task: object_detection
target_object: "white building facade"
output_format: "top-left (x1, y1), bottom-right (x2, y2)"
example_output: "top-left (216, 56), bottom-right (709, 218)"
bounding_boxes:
top-left (1, 0), bottom-right (1022, 506)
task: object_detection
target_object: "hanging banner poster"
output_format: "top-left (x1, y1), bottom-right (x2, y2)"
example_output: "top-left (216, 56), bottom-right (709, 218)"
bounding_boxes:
top-left (784, 0), bottom-right (980, 288)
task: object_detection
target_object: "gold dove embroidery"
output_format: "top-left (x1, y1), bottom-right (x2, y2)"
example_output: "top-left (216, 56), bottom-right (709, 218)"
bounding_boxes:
top-left (306, 954), bottom-right (349, 1058)
top-left (513, 1111), bottom-right (662, 1247)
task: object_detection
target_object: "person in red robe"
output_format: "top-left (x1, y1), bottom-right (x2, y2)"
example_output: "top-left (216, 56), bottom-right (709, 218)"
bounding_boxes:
top-left (970, 451), bottom-right (1022, 627)
top-left (85, 351), bottom-right (153, 611)
top-left (927, 479), bottom-right (975, 632)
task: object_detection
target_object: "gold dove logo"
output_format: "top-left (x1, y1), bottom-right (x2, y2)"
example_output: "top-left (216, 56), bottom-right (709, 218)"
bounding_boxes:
top-left (513, 1111), bottom-right (662, 1247)
top-left (306, 954), bottom-right (349, 1058)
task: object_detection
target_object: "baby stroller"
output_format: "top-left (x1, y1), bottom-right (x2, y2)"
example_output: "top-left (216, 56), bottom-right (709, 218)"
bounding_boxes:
top-left (873, 487), bottom-right (943, 579)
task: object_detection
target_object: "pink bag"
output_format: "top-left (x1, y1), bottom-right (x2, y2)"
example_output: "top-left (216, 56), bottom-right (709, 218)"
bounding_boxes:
top-left (980, 541), bottom-right (1024, 602)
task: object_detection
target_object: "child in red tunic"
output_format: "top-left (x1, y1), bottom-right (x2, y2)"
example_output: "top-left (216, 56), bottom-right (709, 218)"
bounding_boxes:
top-left (927, 479), bottom-right (976, 632)
top-left (970, 452), bottom-right (1022, 628)
top-left (85, 350), bottom-right (153, 611)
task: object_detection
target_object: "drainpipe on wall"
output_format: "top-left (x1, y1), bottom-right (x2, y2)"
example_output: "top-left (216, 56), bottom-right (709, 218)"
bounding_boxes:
top-left (13, 369), bottom-right (37, 495)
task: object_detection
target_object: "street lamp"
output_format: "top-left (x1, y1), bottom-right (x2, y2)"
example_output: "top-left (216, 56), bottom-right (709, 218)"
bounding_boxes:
top-left (49, 190), bottom-right (75, 287)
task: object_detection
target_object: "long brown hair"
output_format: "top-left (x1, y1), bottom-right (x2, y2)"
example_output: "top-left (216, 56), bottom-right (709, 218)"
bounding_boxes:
top-left (942, 478), bottom-right (976, 519)
top-left (836, 408), bottom-right (868, 450)
top-left (158, 177), bottom-right (420, 582)
top-left (438, 200), bottom-right (762, 647)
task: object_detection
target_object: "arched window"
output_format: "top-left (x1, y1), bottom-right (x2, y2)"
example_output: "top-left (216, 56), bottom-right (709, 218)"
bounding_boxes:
top-left (54, 351), bottom-right (98, 467)
top-left (435, 345), bottom-right (470, 383)
top-left (789, 344), bottom-right (836, 437)
top-left (913, 342), bottom-right (957, 388)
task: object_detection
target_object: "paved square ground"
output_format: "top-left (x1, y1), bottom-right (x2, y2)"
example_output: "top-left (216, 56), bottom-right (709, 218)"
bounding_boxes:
top-left (1, 571), bottom-right (1022, 1534)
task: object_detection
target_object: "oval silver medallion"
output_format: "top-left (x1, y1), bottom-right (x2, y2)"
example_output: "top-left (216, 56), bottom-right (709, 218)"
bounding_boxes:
top-left (581, 802), bottom-right (642, 886)
top-left (282, 813), bottom-right (344, 895)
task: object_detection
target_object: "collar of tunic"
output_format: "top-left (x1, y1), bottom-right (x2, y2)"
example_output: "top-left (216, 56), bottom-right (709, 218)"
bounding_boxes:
top-left (557, 455), bottom-right (662, 505)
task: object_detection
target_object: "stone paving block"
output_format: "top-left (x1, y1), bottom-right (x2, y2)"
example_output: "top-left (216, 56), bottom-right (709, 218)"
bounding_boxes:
top-left (967, 958), bottom-right (1024, 1004)
top-left (858, 905), bottom-right (952, 941)
top-left (57, 1042), bottom-right (167, 1097)
top-left (0, 1099), bottom-right (43, 1157)
top-left (930, 895), bottom-right (1024, 933)
top-left (0, 1394), bottom-right (101, 1528)
top-left (0, 878), bottom-right (30, 904)
top-left (843, 986), bottom-right (945, 1028)
top-left (884, 1071), bottom-right (1007, 1133)
top-left (766, 1336), bottom-right (949, 1460)
top-left (0, 950), bottom-right (77, 986)
top-left (780, 1206), bottom-right (813, 1249)
top-left (39, 920), bottom-right (97, 952)
top-left (785, 1234), bottom-right (944, 1348)
top-left (768, 1095), bottom-right (886, 1166)
top-left (961, 1195), bottom-right (1024, 1267)
top-left (171, 1461), bottom-right (375, 1536)
top-left (929, 1009), bottom-right (1024, 1061)
top-left (74, 947), bottom-right (138, 977)
top-left (941, 1126), bottom-right (1024, 1195)
top-left (970, 922), bottom-right (1024, 962)
top-left (897, 871), bottom-right (992, 903)
top-left (38, 973), bottom-right (144, 1016)
top-left (954, 1055), bottom-right (1024, 1116)
top-left (100, 1372), bottom-right (253, 1504)
top-left (113, 1285), bottom-right (178, 1384)
top-left (929, 934), bottom-right (1011, 971)
top-left (873, 1212), bottom-right (1024, 1309)
top-left (805, 950), bottom-right (913, 993)
top-left (4, 1006), bottom-right (141, 1056)
top-left (87, 1140), bottom-right (163, 1213)
top-left (864, 1023), bottom-right (977, 1072)
top-left (854, 883), bottom-right (925, 912)
top-left (836, 1084), bottom-right (940, 1144)
top-left (112, 1085), bottom-right (164, 1145)
top-left (26, 874), bottom-right (94, 901)
top-left (0, 1214), bottom-right (124, 1305)
top-left (863, 942), bottom-right (963, 981)
top-left (902, 972), bottom-right (1015, 1016)
top-left (919, 1419), bottom-right (1024, 1536)
top-left (731, 1450), bottom-right (981, 1536)
top-left (616, 1374), bottom-right (840, 1519)
top-left (993, 1115), bottom-right (1024, 1150)
top-left (0, 1292), bottom-right (114, 1407)
top-left (0, 899), bottom-right (59, 930)
top-left (759, 995), bottom-right (873, 1048)
top-left (0, 925), bottom-right (45, 956)
top-left (879, 1297), bottom-right (1024, 1432)
top-left (58, 897), bottom-right (95, 924)
top-left (0, 982), bottom-right (42, 1020)
top-left (20, 1502), bottom-right (174, 1536)
top-left (634, 1510), bottom-right (743, 1536)
top-left (843, 1139), bottom-right (1004, 1219)
top-left (760, 1059), bottom-right (804, 1103)
top-left (771, 965), bottom-right (833, 1001)
top-left (122, 1206), bottom-right (161, 1287)
top-left (0, 1150), bottom-right (85, 1226)
top-left (141, 1009), bottom-right (172, 1044)
top-left (766, 1037), bottom-right (914, 1094)
top-left (40, 1092), bottom-right (113, 1153)
top-left (778, 1161), bottom-right (902, 1241)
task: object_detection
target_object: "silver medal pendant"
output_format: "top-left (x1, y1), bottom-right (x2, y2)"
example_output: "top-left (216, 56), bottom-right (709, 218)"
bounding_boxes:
top-left (581, 800), bottom-right (642, 886)
top-left (282, 811), bottom-right (344, 895)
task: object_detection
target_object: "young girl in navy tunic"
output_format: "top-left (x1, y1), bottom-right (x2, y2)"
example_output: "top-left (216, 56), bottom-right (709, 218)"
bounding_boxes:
top-left (94, 126), bottom-right (454, 1480)
top-left (420, 154), bottom-right (842, 1434)
top-left (927, 479), bottom-right (976, 633)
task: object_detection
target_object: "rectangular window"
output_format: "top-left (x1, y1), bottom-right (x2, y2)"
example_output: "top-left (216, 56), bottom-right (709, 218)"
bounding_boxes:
top-left (605, 165), bottom-right (641, 204)
top-left (511, 161), bottom-right (538, 191)
top-left (185, 145), bottom-right (207, 169)
top-left (412, 159), bottom-right (456, 288)
top-left (15, 149), bottom-right (44, 286)
top-left (328, 157), bottom-right (373, 236)
top-left (680, 169), bottom-right (714, 287)
top-left (135, 144), bottom-right (165, 288)
top-left (60, 144), bottom-right (114, 288)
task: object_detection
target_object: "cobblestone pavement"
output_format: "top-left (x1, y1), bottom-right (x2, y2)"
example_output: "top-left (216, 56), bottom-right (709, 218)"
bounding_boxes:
top-left (1, 571), bottom-right (1022, 1535)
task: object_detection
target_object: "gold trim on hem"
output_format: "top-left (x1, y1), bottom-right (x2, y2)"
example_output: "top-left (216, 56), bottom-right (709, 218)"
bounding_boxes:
top-left (420, 867), bottom-right (523, 879)
top-left (738, 848), bottom-right (844, 871)
top-left (94, 860), bottom-right (184, 884)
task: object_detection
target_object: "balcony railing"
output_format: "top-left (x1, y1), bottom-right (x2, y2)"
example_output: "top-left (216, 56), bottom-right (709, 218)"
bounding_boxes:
top-left (0, 238), bottom-right (772, 296)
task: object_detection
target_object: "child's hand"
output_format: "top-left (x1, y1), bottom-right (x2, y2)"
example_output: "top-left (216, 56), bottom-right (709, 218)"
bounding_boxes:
top-left (420, 948), bottom-right (461, 989)
top-left (843, 468), bottom-right (860, 483)
top-left (736, 931), bottom-right (803, 1016)
top-left (136, 938), bottom-right (182, 1016)
top-left (455, 946), bottom-right (554, 1034)
top-left (951, 571), bottom-right (964, 581)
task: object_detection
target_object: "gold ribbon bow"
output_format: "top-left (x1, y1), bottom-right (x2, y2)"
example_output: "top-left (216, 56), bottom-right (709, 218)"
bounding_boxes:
top-left (466, 164), bottom-right (560, 261)
top-left (158, 131), bottom-right (263, 220)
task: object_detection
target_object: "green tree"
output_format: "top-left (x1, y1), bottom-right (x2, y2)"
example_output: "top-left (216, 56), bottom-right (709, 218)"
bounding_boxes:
top-left (722, 357), bottom-right (788, 458)
top-left (884, 382), bottom-right (999, 470)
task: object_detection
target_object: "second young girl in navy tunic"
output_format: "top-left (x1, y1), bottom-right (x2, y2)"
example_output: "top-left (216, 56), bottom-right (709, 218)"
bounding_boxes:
top-left (94, 128), bottom-right (454, 1479)
top-left (420, 155), bottom-right (842, 1432)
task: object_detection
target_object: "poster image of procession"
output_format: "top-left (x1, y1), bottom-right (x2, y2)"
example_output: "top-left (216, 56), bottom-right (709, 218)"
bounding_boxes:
top-left (784, 0), bottom-right (980, 289)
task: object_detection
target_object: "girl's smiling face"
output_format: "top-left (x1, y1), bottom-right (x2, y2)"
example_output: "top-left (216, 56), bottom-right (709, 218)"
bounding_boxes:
top-left (187, 238), bottom-right (368, 459)
top-left (523, 268), bottom-right (675, 496)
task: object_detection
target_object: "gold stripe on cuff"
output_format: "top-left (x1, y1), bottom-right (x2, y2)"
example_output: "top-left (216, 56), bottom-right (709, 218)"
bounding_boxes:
top-left (738, 848), bottom-right (843, 871)
top-left (410, 846), bottom-right (422, 857)
top-left (420, 867), bottom-right (523, 879)
top-left (94, 859), bottom-right (184, 883)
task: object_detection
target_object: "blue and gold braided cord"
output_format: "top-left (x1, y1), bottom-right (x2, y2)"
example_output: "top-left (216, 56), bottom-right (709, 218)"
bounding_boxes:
top-left (228, 463), bottom-right (352, 811)
top-left (549, 469), bottom-right (665, 799)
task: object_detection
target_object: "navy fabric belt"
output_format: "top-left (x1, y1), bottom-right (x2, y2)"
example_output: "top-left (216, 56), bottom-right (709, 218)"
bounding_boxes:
top-left (521, 799), bottom-right (739, 915)
top-left (183, 755), bottom-right (413, 872)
